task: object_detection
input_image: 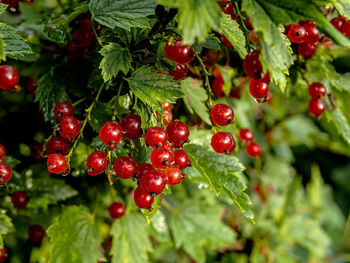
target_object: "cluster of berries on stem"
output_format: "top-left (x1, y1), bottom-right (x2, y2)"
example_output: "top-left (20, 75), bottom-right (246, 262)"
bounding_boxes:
top-left (308, 82), bottom-right (327, 118)
top-left (238, 128), bottom-right (262, 157)
top-left (0, 144), bottom-right (12, 185)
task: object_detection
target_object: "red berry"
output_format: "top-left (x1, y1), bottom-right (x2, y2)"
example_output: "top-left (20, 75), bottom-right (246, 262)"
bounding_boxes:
top-left (162, 110), bottom-right (173, 126)
top-left (0, 162), bottom-right (12, 185)
top-left (308, 82), bottom-right (326, 98)
top-left (343, 21), bottom-right (350, 37)
top-left (298, 42), bottom-right (317, 58)
top-left (246, 142), bottom-right (262, 157)
top-left (243, 51), bottom-right (263, 79)
top-left (135, 163), bottom-right (154, 181)
top-left (76, 13), bottom-right (93, 31)
top-left (169, 64), bottom-right (188, 81)
top-left (303, 21), bottom-right (320, 43)
top-left (28, 225), bottom-right (45, 243)
top-left (164, 167), bottom-right (183, 185)
top-left (331, 16), bottom-right (346, 32)
top-left (174, 149), bottom-right (190, 170)
top-left (0, 144), bottom-right (5, 160)
top-left (288, 24), bottom-right (307, 43)
top-left (45, 136), bottom-right (70, 155)
top-left (145, 126), bottom-right (168, 148)
top-left (308, 98), bottom-right (326, 116)
top-left (0, 247), bottom-right (7, 263)
top-left (164, 39), bottom-right (194, 64)
top-left (133, 186), bottom-right (154, 209)
top-left (249, 79), bottom-right (269, 99)
top-left (54, 102), bottom-right (74, 120)
top-left (11, 191), bottom-right (29, 209)
top-left (140, 169), bottom-right (166, 195)
top-left (59, 116), bottom-right (81, 139)
top-left (108, 202), bottom-right (125, 219)
top-left (86, 151), bottom-right (109, 176)
top-left (74, 28), bottom-right (95, 48)
top-left (211, 132), bottom-right (236, 154)
top-left (47, 154), bottom-right (68, 174)
top-left (162, 102), bottom-right (172, 111)
top-left (239, 128), bottom-right (254, 144)
top-left (212, 76), bottom-right (225, 97)
top-left (0, 65), bottom-right (20, 91)
top-left (113, 156), bottom-right (137, 179)
top-left (225, 140), bottom-right (237, 155)
top-left (211, 104), bottom-right (234, 126)
top-left (150, 147), bottom-right (174, 169)
top-left (120, 113), bottom-right (142, 140)
top-left (166, 120), bottom-right (190, 148)
top-left (99, 122), bottom-right (123, 150)
top-left (217, 0), bottom-right (235, 19)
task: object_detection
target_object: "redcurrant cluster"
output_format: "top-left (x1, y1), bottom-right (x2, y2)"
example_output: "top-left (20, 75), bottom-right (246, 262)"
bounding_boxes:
top-left (307, 82), bottom-right (327, 117)
top-left (0, 65), bottom-right (20, 92)
top-left (331, 16), bottom-right (350, 38)
top-left (239, 128), bottom-right (262, 157)
top-left (0, 144), bottom-right (12, 185)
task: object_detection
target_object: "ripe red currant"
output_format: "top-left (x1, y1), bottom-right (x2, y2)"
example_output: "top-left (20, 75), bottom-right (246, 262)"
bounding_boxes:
top-left (168, 64), bottom-right (188, 81)
top-left (162, 102), bottom-right (172, 111)
top-left (135, 163), bottom-right (154, 181)
top-left (308, 82), bottom-right (326, 98)
top-left (47, 154), bottom-right (68, 174)
top-left (288, 24), bottom-right (307, 43)
top-left (28, 225), bottom-right (45, 243)
top-left (140, 169), bottom-right (166, 195)
top-left (303, 21), bottom-right (320, 43)
top-left (0, 65), bottom-right (20, 91)
top-left (342, 21), bottom-right (350, 37)
top-left (59, 116), bottom-right (81, 139)
top-left (173, 149), bottom-right (190, 170)
top-left (217, 0), bottom-right (235, 19)
top-left (211, 104), bottom-right (234, 126)
top-left (298, 42), bottom-right (317, 58)
top-left (164, 39), bottom-right (194, 64)
top-left (164, 167), bottom-right (183, 185)
top-left (212, 76), bottom-right (225, 97)
top-left (11, 191), bottom-right (29, 209)
top-left (45, 136), bottom-right (70, 155)
top-left (100, 122), bottom-right (123, 150)
top-left (134, 186), bottom-right (154, 209)
top-left (74, 28), bottom-right (95, 48)
top-left (113, 156), bottom-right (137, 179)
top-left (54, 102), bottom-right (74, 120)
top-left (145, 126), bottom-right (168, 149)
top-left (331, 16), bottom-right (346, 32)
top-left (120, 113), bottom-right (142, 140)
top-left (162, 110), bottom-right (173, 126)
top-left (150, 147), bottom-right (174, 169)
top-left (246, 142), bottom-right (262, 157)
top-left (0, 144), bottom-right (5, 160)
top-left (243, 51), bottom-right (263, 79)
top-left (166, 120), bottom-right (190, 148)
top-left (0, 162), bottom-right (12, 185)
top-left (108, 202), bottom-right (125, 219)
top-left (86, 151), bottom-right (109, 176)
top-left (211, 132), bottom-right (236, 154)
top-left (308, 98), bottom-right (326, 116)
top-left (239, 128), bottom-right (254, 144)
top-left (0, 247), bottom-right (7, 263)
top-left (249, 79), bottom-right (269, 99)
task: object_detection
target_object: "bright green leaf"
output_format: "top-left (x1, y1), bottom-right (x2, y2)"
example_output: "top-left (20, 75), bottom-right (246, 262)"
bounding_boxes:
top-left (332, 0), bottom-right (350, 20)
top-left (0, 210), bottom-right (13, 236)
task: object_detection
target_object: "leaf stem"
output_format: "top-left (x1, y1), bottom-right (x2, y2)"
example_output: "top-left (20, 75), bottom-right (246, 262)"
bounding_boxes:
top-left (194, 52), bottom-right (214, 108)
top-left (91, 17), bottom-right (103, 46)
top-left (232, 1), bottom-right (251, 52)
top-left (72, 97), bottom-right (86, 107)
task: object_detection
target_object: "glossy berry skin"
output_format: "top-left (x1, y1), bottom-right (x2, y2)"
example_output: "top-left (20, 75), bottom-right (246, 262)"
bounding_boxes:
top-left (225, 139), bottom-right (237, 155)
top-left (134, 187), bottom-right (154, 209)
top-left (0, 162), bottom-right (12, 185)
top-left (342, 21), bottom-right (350, 37)
top-left (164, 167), bottom-right (183, 185)
top-left (120, 113), bottom-right (142, 140)
top-left (211, 132), bottom-right (236, 154)
top-left (243, 51), bottom-right (263, 79)
top-left (74, 28), bottom-right (95, 48)
top-left (0, 247), bottom-right (7, 263)
top-left (59, 116), bottom-right (81, 139)
top-left (0, 65), bottom-right (19, 91)
top-left (308, 82), bottom-right (326, 98)
top-left (99, 122), bottom-right (123, 149)
top-left (298, 42), bottom-right (317, 58)
top-left (308, 98), bottom-right (326, 116)
top-left (239, 129), bottom-right (254, 144)
top-left (303, 21), bottom-right (320, 43)
top-left (246, 142), bottom-right (262, 157)
top-left (54, 102), bottom-right (74, 120)
top-left (47, 154), bottom-right (68, 174)
top-left (108, 202), bottom-right (125, 219)
top-left (0, 144), bottom-right (5, 160)
top-left (249, 79), bottom-right (269, 99)
top-left (212, 76), bottom-right (225, 97)
top-left (45, 136), bottom-right (70, 155)
top-left (288, 24), bottom-right (307, 43)
top-left (145, 127), bottom-right (168, 149)
top-left (331, 17), bottom-right (345, 32)
top-left (162, 102), bottom-right (172, 111)
top-left (211, 104), bottom-right (234, 126)
top-left (11, 191), bottom-right (29, 209)
top-left (135, 163), bottom-right (154, 181)
top-left (164, 39), bottom-right (194, 64)
top-left (174, 149), bottom-right (190, 170)
top-left (166, 120), bottom-right (190, 148)
top-left (86, 151), bottom-right (109, 176)
top-left (150, 147), bottom-right (174, 169)
top-left (28, 225), bottom-right (45, 243)
top-left (169, 64), bottom-right (188, 81)
top-left (140, 169), bottom-right (166, 195)
top-left (162, 110), bottom-right (173, 126)
top-left (113, 157), bottom-right (137, 179)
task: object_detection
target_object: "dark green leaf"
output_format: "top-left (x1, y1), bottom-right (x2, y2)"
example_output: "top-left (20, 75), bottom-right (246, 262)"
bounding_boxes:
top-left (0, 210), bottom-right (13, 236)
top-left (2, 156), bottom-right (20, 168)
top-left (90, 102), bottom-right (114, 132)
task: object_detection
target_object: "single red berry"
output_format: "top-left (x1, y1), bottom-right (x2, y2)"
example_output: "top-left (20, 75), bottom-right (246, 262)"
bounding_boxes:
top-left (342, 21), bottom-right (350, 37)
top-left (108, 202), bottom-right (125, 219)
top-left (113, 156), bottom-right (137, 179)
top-left (135, 163), bottom-right (154, 181)
top-left (212, 76), bottom-right (225, 97)
top-left (86, 151), bottom-right (109, 176)
top-left (47, 154), bottom-right (68, 174)
top-left (0, 65), bottom-right (20, 91)
top-left (145, 126), bottom-right (168, 149)
top-left (308, 98), bottom-right (326, 116)
top-left (59, 116), bottom-right (81, 139)
top-left (0, 247), bottom-right (7, 263)
top-left (211, 104), bottom-right (234, 126)
top-left (168, 64), bottom-right (188, 81)
top-left (133, 186), bottom-right (154, 209)
top-left (162, 110), bottom-right (173, 126)
top-left (243, 51), bottom-right (263, 79)
top-left (76, 13), bottom-right (93, 31)
top-left (246, 142), bottom-right (262, 157)
top-left (331, 16), bottom-right (346, 32)
top-left (303, 21), bottom-right (320, 43)
top-left (204, 50), bottom-right (219, 64)
top-left (230, 87), bottom-right (242, 99)
top-left (174, 149), bottom-right (190, 170)
top-left (249, 79), bottom-right (269, 99)
top-left (28, 225), bottom-right (45, 243)
top-left (99, 122), bottom-right (123, 150)
top-left (74, 28), bottom-right (95, 48)
top-left (164, 39), bottom-right (194, 64)
top-left (150, 147), bottom-right (174, 169)
top-left (45, 136), bottom-right (70, 155)
top-left (0, 162), bottom-right (12, 185)
top-left (298, 42), bottom-right (317, 58)
top-left (0, 144), bottom-right (5, 160)
top-left (11, 191), bottom-right (29, 209)
top-left (162, 102), bottom-right (172, 111)
top-left (211, 132), bottom-right (236, 154)
top-left (54, 102), bottom-right (74, 120)
top-left (164, 167), bottom-right (183, 185)
top-left (120, 113), bottom-right (142, 140)
top-left (308, 82), bottom-right (326, 98)
top-left (166, 120), bottom-right (190, 148)
top-left (140, 169), bottom-right (166, 195)
top-left (239, 128), bottom-right (254, 144)
top-left (288, 24), bottom-right (307, 43)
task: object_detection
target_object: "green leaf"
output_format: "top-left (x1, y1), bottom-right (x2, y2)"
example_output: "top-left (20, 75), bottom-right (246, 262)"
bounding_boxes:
top-left (0, 210), bottom-right (13, 236)
top-left (89, 0), bottom-right (156, 31)
top-left (332, 0), bottom-right (350, 19)
top-left (90, 102), bottom-right (114, 132)
top-left (0, 34), bottom-right (5, 61)
top-left (2, 156), bottom-right (20, 168)
top-left (220, 14), bottom-right (247, 58)
top-left (133, 100), bottom-right (151, 129)
top-left (183, 144), bottom-right (254, 222)
top-left (128, 66), bottom-right (184, 111)
top-left (99, 43), bottom-right (132, 82)
top-left (170, 199), bottom-right (235, 263)
top-left (0, 3), bottom-right (7, 14)
top-left (181, 78), bottom-right (211, 125)
top-left (47, 206), bottom-right (101, 263)
top-left (215, 65), bottom-right (236, 96)
top-left (110, 213), bottom-right (153, 263)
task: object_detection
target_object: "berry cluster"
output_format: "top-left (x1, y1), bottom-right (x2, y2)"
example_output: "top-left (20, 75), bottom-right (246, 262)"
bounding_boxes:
top-left (331, 16), bottom-right (350, 37)
top-left (239, 128), bottom-right (262, 157)
top-left (307, 82), bottom-right (327, 117)
top-left (0, 144), bottom-right (12, 185)
top-left (0, 65), bottom-right (20, 92)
